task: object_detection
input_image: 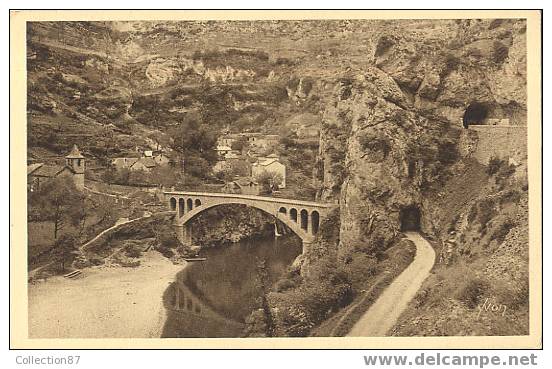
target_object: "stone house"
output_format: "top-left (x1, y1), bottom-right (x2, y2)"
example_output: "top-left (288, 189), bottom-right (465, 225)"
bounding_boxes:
top-left (216, 145), bottom-right (232, 159)
top-left (129, 157), bottom-right (157, 172)
top-left (218, 133), bottom-right (241, 147)
top-left (111, 157), bottom-right (139, 170)
top-left (251, 157), bottom-right (286, 188)
top-left (112, 152), bottom-right (171, 172)
top-left (153, 153), bottom-right (171, 166)
top-left (222, 177), bottom-right (261, 195)
top-left (27, 144), bottom-right (85, 191)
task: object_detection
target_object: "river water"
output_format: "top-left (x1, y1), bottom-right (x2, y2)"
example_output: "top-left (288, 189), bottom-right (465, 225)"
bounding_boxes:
top-left (161, 235), bottom-right (302, 337)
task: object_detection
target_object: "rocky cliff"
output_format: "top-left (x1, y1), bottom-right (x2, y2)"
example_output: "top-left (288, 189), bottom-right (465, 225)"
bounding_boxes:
top-left (314, 18), bottom-right (529, 335)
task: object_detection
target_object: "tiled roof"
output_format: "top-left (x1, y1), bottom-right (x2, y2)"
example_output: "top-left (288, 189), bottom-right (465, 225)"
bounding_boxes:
top-left (27, 163), bottom-right (44, 175)
top-left (234, 177), bottom-right (258, 186)
top-left (132, 157), bottom-right (157, 168)
top-left (254, 158), bottom-right (280, 167)
top-left (112, 157), bottom-right (139, 166)
top-left (30, 164), bottom-right (71, 178)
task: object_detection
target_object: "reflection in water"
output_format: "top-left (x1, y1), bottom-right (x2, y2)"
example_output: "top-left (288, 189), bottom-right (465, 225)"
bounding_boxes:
top-left (161, 235), bottom-right (302, 337)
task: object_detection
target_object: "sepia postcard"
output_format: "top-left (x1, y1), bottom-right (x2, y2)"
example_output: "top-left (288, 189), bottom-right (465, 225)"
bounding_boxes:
top-left (9, 10), bottom-right (542, 349)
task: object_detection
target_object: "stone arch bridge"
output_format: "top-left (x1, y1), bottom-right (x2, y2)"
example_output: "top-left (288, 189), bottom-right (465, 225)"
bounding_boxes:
top-left (164, 191), bottom-right (337, 252)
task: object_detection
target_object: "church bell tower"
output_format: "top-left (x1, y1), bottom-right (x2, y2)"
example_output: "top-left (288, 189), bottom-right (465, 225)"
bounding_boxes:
top-left (65, 144), bottom-right (85, 189)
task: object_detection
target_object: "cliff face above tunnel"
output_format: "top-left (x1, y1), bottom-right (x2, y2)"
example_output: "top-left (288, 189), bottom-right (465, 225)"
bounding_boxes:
top-left (316, 18), bottom-right (528, 261)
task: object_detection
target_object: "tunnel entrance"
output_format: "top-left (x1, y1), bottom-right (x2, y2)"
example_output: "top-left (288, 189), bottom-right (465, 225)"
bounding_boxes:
top-left (400, 206), bottom-right (421, 231)
top-left (463, 102), bottom-right (490, 128)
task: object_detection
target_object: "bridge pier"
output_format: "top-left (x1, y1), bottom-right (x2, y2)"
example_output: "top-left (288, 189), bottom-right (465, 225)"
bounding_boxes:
top-left (302, 240), bottom-right (313, 255)
top-left (175, 223), bottom-right (193, 246)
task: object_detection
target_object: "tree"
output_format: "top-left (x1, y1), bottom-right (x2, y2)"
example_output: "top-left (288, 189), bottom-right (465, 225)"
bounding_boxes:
top-left (255, 259), bottom-right (275, 337)
top-left (169, 114), bottom-right (219, 180)
top-left (170, 115), bottom-right (218, 165)
top-left (51, 233), bottom-right (79, 272)
top-left (30, 176), bottom-right (86, 240)
top-left (148, 131), bottom-right (171, 151)
top-left (90, 196), bottom-right (116, 226)
top-left (254, 171), bottom-right (283, 194)
top-left (231, 136), bottom-right (249, 152)
top-left (149, 165), bottom-right (180, 187)
top-left (101, 164), bottom-right (117, 184)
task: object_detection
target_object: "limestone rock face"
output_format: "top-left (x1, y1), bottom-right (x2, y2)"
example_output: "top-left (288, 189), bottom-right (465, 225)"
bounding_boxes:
top-left (317, 19), bottom-right (527, 260)
top-left (370, 19), bottom-right (527, 125)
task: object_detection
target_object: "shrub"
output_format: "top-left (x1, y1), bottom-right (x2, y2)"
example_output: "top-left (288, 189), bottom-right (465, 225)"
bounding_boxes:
top-left (477, 198), bottom-right (496, 230)
top-left (492, 41), bottom-right (509, 65)
top-left (270, 257), bottom-right (353, 336)
top-left (455, 277), bottom-right (489, 308)
top-left (486, 156), bottom-right (503, 175)
top-left (375, 35), bottom-right (395, 57)
top-left (125, 244), bottom-right (143, 258)
top-left (157, 245), bottom-right (175, 258)
top-left (490, 219), bottom-right (515, 245)
top-left (499, 189), bottom-right (521, 205)
top-left (340, 253), bottom-right (378, 291)
top-left (488, 19), bottom-right (504, 30)
top-left (496, 161), bottom-right (516, 181)
top-left (358, 133), bottom-right (390, 159)
top-left (442, 53), bottom-right (461, 77)
top-left (274, 278), bottom-right (298, 293)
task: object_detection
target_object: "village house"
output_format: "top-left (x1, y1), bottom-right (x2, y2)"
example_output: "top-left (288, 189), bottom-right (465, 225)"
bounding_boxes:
top-left (153, 153), bottom-right (171, 166)
top-left (222, 177), bottom-right (261, 195)
top-left (251, 157), bottom-right (286, 188)
top-left (296, 124), bottom-right (320, 138)
top-left (216, 145), bottom-right (232, 159)
top-left (129, 157), bottom-right (157, 172)
top-left (27, 144), bottom-right (85, 191)
top-left (217, 133), bottom-right (241, 147)
top-left (111, 151), bottom-right (172, 172)
top-left (218, 132), bottom-right (281, 152)
top-left (255, 153), bottom-right (280, 162)
top-left (111, 157), bottom-right (139, 170)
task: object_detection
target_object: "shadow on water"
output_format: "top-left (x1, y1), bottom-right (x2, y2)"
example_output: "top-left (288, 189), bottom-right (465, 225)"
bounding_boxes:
top-left (161, 234), bottom-right (302, 338)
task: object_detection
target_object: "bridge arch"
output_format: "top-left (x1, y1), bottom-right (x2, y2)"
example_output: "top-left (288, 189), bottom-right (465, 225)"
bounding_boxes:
top-left (311, 210), bottom-right (320, 234)
top-left (170, 197), bottom-right (177, 211)
top-left (177, 201), bottom-right (314, 242)
top-left (290, 208), bottom-right (298, 223)
top-left (300, 209), bottom-right (309, 231)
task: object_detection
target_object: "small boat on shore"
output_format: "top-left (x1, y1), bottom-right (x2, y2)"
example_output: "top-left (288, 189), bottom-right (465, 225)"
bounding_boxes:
top-left (184, 257), bottom-right (207, 262)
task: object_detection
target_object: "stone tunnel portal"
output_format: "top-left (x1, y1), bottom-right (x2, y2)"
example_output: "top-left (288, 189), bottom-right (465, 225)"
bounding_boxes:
top-left (400, 206), bottom-right (421, 232)
top-left (463, 102), bottom-right (490, 128)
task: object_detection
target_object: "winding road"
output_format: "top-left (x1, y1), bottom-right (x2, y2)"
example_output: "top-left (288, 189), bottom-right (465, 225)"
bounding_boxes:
top-left (347, 232), bottom-right (435, 337)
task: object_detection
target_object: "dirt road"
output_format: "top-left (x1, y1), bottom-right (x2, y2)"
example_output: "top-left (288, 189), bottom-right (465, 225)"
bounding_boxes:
top-left (347, 232), bottom-right (435, 337)
top-left (28, 251), bottom-right (183, 338)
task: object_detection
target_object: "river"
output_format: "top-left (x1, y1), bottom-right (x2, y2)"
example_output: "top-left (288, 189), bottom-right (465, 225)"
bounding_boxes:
top-left (161, 234), bottom-right (302, 337)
